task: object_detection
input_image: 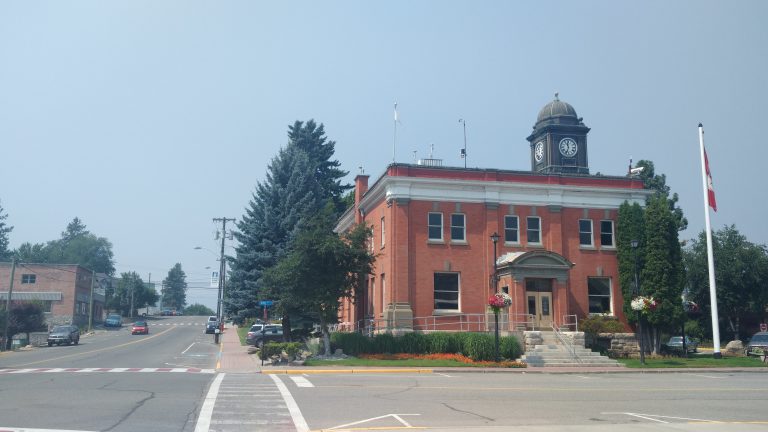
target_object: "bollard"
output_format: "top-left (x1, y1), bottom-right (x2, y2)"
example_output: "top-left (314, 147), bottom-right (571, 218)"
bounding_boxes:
top-left (214, 328), bottom-right (221, 344)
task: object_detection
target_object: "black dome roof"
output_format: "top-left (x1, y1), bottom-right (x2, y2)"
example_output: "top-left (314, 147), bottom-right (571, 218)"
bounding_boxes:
top-left (536, 93), bottom-right (578, 123)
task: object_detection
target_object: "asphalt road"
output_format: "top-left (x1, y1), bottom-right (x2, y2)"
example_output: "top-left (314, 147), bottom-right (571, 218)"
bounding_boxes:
top-left (0, 316), bottom-right (220, 432)
top-left (2, 322), bottom-right (768, 432)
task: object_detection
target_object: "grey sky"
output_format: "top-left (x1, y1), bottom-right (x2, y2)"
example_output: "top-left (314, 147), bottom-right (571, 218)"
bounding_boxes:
top-left (1, 1), bottom-right (766, 310)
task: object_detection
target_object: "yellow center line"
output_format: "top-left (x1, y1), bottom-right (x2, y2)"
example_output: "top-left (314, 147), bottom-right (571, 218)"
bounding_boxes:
top-left (6, 326), bottom-right (177, 367)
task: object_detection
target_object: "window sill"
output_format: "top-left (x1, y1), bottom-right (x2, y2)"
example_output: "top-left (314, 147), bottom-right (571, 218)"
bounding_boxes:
top-left (601, 246), bottom-right (617, 251)
top-left (432, 310), bottom-right (462, 316)
top-left (579, 245), bottom-right (597, 250)
top-left (450, 240), bottom-right (468, 246)
top-left (427, 239), bottom-right (445, 245)
top-left (588, 313), bottom-right (615, 317)
top-left (504, 242), bottom-right (521, 247)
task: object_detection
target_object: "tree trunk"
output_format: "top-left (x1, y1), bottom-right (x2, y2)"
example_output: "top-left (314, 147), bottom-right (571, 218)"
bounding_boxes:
top-left (320, 315), bottom-right (331, 357)
top-left (281, 314), bottom-right (292, 342)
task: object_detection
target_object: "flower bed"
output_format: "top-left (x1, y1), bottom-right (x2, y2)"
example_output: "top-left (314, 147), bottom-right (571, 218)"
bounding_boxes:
top-left (360, 352), bottom-right (527, 368)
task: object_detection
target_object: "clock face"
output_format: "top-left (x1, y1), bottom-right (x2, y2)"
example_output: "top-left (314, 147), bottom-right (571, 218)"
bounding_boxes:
top-left (559, 137), bottom-right (578, 157)
top-left (534, 141), bottom-right (544, 162)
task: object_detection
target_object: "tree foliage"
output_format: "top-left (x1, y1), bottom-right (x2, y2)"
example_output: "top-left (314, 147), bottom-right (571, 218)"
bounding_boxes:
top-left (262, 206), bottom-right (375, 354)
top-left (13, 218), bottom-right (115, 275)
top-left (162, 264), bottom-right (188, 310)
top-left (107, 272), bottom-right (158, 317)
top-left (683, 225), bottom-right (768, 340)
top-left (617, 201), bottom-right (645, 321)
top-left (184, 303), bottom-right (215, 316)
top-left (0, 200), bottom-right (12, 262)
top-left (228, 120), bottom-right (349, 336)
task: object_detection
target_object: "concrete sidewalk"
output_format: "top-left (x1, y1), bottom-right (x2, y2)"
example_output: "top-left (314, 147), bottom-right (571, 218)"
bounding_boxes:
top-left (216, 324), bottom-right (261, 373)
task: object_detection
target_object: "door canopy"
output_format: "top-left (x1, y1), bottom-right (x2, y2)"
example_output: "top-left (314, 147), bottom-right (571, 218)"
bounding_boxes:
top-left (496, 250), bottom-right (574, 283)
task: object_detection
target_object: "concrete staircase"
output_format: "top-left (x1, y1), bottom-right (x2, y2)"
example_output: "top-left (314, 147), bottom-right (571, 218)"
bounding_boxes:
top-left (522, 331), bottom-right (622, 368)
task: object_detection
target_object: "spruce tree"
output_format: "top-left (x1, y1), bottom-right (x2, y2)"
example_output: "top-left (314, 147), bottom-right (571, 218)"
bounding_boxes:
top-left (227, 120), bottom-right (349, 338)
top-left (162, 264), bottom-right (188, 310)
top-left (617, 201), bottom-right (645, 320)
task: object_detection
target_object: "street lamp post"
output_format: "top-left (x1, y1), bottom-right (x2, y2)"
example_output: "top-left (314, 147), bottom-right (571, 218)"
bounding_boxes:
top-left (490, 232), bottom-right (500, 362)
top-left (631, 239), bottom-right (645, 365)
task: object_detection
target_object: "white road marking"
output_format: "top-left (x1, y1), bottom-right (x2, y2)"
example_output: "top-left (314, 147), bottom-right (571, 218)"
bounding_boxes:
top-left (689, 373), bottom-right (724, 379)
top-left (604, 412), bottom-right (715, 423)
top-left (269, 374), bottom-right (310, 432)
top-left (194, 372), bottom-right (225, 432)
top-left (435, 373), bottom-right (453, 377)
top-left (182, 343), bottom-right (195, 354)
top-left (290, 376), bottom-right (314, 387)
top-left (0, 428), bottom-right (96, 432)
top-left (329, 414), bottom-right (421, 430)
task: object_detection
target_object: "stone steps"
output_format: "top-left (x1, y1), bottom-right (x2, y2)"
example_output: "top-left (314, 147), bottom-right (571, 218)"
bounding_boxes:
top-left (522, 331), bottom-right (622, 368)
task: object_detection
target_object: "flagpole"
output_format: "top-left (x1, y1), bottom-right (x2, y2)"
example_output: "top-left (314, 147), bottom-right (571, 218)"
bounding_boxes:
top-left (393, 102), bottom-right (397, 163)
top-left (698, 123), bottom-right (722, 359)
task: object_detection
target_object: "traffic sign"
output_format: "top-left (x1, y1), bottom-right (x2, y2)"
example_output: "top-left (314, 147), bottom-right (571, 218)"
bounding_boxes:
top-left (259, 300), bottom-right (274, 307)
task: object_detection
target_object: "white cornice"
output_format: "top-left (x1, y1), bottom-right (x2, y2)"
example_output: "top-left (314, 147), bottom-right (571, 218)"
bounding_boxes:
top-left (358, 176), bottom-right (649, 213)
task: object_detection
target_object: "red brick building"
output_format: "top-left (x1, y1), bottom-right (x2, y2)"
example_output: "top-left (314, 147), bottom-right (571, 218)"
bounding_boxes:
top-left (0, 263), bottom-right (107, 329)
top-left (336, 96), bottom-right (650, 332)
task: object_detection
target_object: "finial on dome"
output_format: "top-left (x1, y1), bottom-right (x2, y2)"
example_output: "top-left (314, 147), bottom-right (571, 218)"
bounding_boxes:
top-left (554, 92), bottom-right (559, 101)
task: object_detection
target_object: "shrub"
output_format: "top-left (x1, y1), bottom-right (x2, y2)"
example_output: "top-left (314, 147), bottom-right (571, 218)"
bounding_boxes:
top-left (330, 332), bottom-right (370, 356)
top-left (449, 332), bottom-right (472, 354)
top-left (399, 332), bottom-right (428, 354)
top-left (259, 342), bottom-right (302, 360)
top-left (462, 333), bottom-right (496, 361)
top-left (372, 333), bottom-right (397, 354)
top-left (425, 332), bottom-right (452, 354)
top-left (580, 315), bottom-right (625, 335)
top-left (499, 335), bottom-right (522, 360)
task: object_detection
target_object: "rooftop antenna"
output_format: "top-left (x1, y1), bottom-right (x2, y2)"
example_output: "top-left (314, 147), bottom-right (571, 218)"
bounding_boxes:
top-left (412, 150), bottom-right (418, 163)
top-left (358, 166), bottom-right (364, 175)
top-left (459, 118), bottom-right (467, 168)
top-left (429, 143), bottom-right (435, 159)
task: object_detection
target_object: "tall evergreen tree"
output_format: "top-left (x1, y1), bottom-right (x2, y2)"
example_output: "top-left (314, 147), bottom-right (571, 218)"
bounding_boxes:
top-left (162, 264), bottom-right (188, 310)
top-left (641, 195), bottom-right (685, 352)
top-left (617, 201), bottom-right (645, 320)
top-left (227, 120), bottom-right (349, 338)
top-left (0, 200), bottom-right (12, 261)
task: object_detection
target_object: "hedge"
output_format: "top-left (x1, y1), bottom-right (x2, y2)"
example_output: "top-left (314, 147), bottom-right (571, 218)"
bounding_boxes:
top-left (331, 331), bottom-right (522, 361)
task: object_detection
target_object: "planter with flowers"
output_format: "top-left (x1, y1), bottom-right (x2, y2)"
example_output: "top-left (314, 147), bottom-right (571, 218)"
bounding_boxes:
top-left (630, 296), bottom-right (658, 314)
top-left (488, 292), bottom-right (512, 362)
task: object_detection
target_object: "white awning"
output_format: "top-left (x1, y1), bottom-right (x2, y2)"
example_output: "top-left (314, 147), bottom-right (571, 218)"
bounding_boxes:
top-left (0, 291), bottom-right (62, 301)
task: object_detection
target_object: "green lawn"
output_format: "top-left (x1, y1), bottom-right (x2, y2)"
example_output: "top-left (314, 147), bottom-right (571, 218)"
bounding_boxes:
top-left (618, 354), bottom-right (768, 368)
top-left (236, 326), bottom-right (248, 345)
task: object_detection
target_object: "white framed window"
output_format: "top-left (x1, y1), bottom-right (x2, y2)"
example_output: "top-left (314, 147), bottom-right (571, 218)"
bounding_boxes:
top-left (526, 216), bottom-right (541, 244)
top-left (21, 274), bottom-right (36, 284)
top-left (434, 273), bottom-right (460, 311)
top-left (579, 219), bottom-right (593, 246)
top-left (450, 213), bottom-right (466, 242)
top-left (600, 220), bottom-right (615, 248)
top-left (380, 216), bottom-right (385, 248)
top-left (504, 215), bottom-right (519, 243)
top-left (588, 277), bottom-right (612, 314)
top-left (428, 212), bottom-right (443, 241)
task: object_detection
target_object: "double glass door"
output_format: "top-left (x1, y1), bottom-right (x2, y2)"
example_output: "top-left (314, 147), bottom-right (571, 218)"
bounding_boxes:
top-left (526, 279), bottom-right (552, 329)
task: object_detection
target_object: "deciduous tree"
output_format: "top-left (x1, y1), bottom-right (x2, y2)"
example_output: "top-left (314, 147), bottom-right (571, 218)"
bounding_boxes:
top-left (162, 264), bottom-right (188, 311)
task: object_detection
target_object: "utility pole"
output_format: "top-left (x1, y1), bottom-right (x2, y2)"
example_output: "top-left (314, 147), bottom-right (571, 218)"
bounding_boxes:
top-left (130, 274), bottom-right (135, 319)
top-left (88, 269), bottom-right (95, 332)
top-left (213, 217), bottom-right (235, 323)
top-left (2, 258), bottom-right (17, 351)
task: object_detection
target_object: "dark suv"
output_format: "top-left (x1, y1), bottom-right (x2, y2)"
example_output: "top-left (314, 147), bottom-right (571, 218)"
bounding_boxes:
top-left (205, 320), bottom-right (220, 334)
top-left (246, 325), bottom-right (283, 347)
top-left (47, 325), bottom-right (80, 346)
top-left (745, 332), bottom-right (768, 356)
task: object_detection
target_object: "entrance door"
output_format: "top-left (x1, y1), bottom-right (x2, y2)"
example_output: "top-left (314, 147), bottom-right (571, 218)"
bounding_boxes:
top-left (525, 279), bottom-right (553, 329)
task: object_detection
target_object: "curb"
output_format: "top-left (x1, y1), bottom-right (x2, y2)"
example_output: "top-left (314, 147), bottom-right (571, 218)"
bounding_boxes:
top-left (261, 368), bottom-right (434, 375)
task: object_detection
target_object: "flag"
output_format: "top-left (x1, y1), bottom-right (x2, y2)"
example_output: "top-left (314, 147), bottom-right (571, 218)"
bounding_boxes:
top-left (704, 147), bottom-right (717, 212)
top-left (394, 102), bottom-right (400, 123)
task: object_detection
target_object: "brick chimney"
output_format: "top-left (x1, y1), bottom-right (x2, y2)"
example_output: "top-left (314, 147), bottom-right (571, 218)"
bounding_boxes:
top-left (354, 174), bottom-right (369, 223)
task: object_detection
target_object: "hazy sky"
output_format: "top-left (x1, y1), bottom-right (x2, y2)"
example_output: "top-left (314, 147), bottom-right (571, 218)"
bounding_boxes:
top-left (2, 1), bottom-right (766, 310)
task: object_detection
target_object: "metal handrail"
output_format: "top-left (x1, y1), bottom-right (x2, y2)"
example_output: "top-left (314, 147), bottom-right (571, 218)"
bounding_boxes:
top-left (342, 312), bottom-right (542, 334)
top-left (560, 314), bottom-right (579, 332)
top-left (551, 323), bottom-right (582, 363)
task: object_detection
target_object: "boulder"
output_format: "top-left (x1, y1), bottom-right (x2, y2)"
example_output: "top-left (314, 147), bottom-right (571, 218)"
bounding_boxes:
top-left (724, 340), bottom-right (744, 356)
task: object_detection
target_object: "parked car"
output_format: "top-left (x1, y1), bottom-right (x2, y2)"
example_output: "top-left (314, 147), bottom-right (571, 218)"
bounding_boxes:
top-left (207, 315), bottom-right (218, 323)
top-left (246, 325), bottom-right (283, 347)
top-left (131, 321), bottom-right (149, 335)
top-left (161, 309), bottom-right (172, 316)
top-left (667, 336), bottom-right (698, 353)
top-left (104, 313), bottom-right (123, 328)
top-left (745, 332), bottom-right (768, 356)
top-left (47, 325), bottom-right (80, 346)
top-left (246, 323), bottom-right (266, 341)
top-left (205, 320), bottom-right (220, 334)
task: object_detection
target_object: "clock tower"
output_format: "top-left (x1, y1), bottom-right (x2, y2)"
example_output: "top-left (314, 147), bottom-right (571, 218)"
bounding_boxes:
top-left (526, 94), bottom-right (590, 174)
